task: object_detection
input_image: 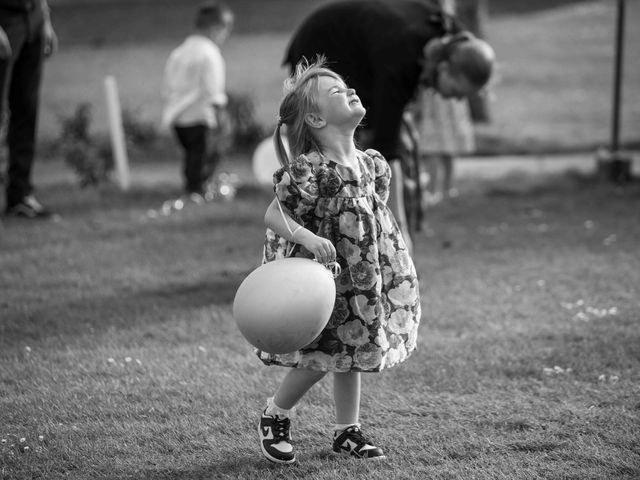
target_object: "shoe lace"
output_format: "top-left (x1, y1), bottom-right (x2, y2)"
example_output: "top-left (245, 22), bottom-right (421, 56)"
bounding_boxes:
top-left (273, 416), bottom-right (291, 439)
top-left (345, 426), bottom-right (369, 445)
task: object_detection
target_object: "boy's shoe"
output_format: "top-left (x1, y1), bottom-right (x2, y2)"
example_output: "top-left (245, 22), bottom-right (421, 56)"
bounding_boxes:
top-left (258, 409), bottom-right (296, 464)
top-left (5, 195), bottom-right (53, 219)
top-left (332, 425), bottom-right (386, 460)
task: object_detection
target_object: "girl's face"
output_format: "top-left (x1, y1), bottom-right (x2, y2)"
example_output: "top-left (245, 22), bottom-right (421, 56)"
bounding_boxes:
top-left (436, 65), bottom-right (479, 99)
top-left (314, 75), bottom-right (366, 127)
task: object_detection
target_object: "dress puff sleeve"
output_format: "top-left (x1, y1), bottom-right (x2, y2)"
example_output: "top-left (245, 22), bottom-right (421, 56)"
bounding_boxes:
top-left (272, 154), bottom-right (319, 219)
top-left (364, 149), bottom-right (392, 204)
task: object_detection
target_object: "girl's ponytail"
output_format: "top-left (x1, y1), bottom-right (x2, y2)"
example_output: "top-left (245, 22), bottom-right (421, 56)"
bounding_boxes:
top-left (273, 120), bottom-right (290, 167)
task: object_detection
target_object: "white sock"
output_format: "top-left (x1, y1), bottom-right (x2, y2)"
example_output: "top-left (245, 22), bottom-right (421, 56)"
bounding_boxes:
top-left (264, 397), bottom-right (296, 418)
top-left (333, 422), bottom-right (360, 435)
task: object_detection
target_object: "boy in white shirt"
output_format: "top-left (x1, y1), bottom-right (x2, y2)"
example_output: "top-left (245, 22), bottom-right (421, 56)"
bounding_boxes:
top-left (162, 2), bottom-right (233, 196)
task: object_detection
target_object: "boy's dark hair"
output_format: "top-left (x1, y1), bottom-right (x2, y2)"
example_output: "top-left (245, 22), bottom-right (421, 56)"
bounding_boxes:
top-left (195, 1), bottom-right (232, 29)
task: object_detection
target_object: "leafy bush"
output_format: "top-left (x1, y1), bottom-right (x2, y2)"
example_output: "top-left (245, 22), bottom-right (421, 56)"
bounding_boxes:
top-left (121, 108), bottom-right (158, 147)
top-left (225, 92), bottom-right (264, 152)
top-left (56, 104), bottom-right (162, 187)
top-left (57, 103), bottom-right (113, 188)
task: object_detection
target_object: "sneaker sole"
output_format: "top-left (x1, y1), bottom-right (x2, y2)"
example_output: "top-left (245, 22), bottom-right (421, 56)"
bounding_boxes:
top-left (257, 423), bottom-right (296, 464)
top-left (331, 449), bottom-right (387, 461)
top-left (5, 208), bottom-right (53, 219)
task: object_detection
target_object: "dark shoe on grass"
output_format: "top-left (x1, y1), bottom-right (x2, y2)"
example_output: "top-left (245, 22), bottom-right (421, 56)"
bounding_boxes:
top-left (332, 425), bottom-right (386, 460)
top-left (5, 195), bottom-right (53, 219)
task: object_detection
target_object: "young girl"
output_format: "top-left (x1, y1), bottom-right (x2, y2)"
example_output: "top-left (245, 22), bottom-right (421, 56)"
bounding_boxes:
top-left (257, 59), bottom-right (421, 464)
top-left (405, 80), bottom-right (476, 205)
top-left (406, 0), bottom-right (477, 205)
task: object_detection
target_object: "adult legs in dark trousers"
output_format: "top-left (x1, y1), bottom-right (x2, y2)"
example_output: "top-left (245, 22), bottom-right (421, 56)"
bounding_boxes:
top-left (173, 124), bottom-right (219, 195)
top-left (1, 12), bottom-right (51, 218)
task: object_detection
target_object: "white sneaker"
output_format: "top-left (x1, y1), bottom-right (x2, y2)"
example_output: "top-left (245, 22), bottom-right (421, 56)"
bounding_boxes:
top-left (258, 409), bottom-right (296, 464)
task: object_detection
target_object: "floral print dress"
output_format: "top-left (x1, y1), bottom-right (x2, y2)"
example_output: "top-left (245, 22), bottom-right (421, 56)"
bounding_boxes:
top-left (258, 149), bottom-right (421, 372)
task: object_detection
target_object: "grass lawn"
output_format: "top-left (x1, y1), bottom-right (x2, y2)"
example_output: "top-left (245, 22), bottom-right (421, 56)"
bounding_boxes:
top-left (2, 1), bottom-right (640, 478)
top-left (1, 157), bottom-right (639, 479)
top-left (38, 0), bottom-right (640, 154)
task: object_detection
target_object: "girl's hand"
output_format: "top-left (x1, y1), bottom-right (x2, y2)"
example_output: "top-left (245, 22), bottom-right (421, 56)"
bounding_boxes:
top-left (296, 229), bottom-right (336, 264)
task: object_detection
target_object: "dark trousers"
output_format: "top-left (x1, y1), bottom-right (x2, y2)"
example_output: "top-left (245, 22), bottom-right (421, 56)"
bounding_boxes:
top-left (173, 124), bottom-right (220, 194)
top-left (0, 10), bottom-right (45, 208)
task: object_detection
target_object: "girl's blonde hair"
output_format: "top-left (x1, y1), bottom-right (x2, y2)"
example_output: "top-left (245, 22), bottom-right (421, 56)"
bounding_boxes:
top-left (273, 57), bottom-right (344, 167)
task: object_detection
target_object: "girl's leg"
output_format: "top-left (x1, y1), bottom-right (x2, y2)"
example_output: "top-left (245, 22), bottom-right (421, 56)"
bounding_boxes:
top-left (425, 154), bottom-right (444, 205)
top-left (333, 371), bottom-right (360, 425)
top-left (442, 154), bottom-right (455, 199)
top-left (331, 372), bottom-right (385, 459)
top-left (425, 154), bottom-right (439, 197)
top-left (259, 368), bottom-right (326, 464)
top-left (273, 368), bottom-right (327, 410)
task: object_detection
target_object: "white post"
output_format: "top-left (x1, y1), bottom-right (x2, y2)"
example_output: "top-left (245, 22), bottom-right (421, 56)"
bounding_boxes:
top-left (104, 75), bottom-right (131, 191)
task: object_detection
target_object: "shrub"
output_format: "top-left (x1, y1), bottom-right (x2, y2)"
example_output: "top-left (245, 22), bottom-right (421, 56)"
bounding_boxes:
top-left (56, 104), bottom-right (163, 188)
top-left (57, 103), bottom-right (113, 188)
top-left (225, 93), bottom-right (265, 152)
top-left (121, 108), bottom-right (158, 148)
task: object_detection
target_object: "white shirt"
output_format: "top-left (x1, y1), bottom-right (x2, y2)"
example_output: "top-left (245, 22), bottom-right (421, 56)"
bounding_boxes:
top-left (161, 34), bottom-right (227, 129)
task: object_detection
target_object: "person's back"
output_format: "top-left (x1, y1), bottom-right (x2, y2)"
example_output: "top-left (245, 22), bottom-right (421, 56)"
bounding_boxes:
top-left (162, 35), bottom-right (226, 129)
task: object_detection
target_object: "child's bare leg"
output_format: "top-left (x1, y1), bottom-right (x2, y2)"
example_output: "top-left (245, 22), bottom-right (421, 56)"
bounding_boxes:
top-left (273, 368), bottom-right (327, 410)
top-left (334, 371), bottom-right (361, 425)
top-left (426, 154), bottom-right (443, 204)
top-left (442, 154), bottom-right (455, 198)
top-left (331, 372), bottom-right (385, 459)
top-left (260, 368), bottom-right (324, 464)
top-left (426, 154), bottom-right (439, 197)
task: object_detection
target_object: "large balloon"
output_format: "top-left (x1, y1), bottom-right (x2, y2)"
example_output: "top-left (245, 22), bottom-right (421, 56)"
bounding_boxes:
top-left (233, 258), bottom-right (337, 354)
top-left (251, 135), bottom-right (288, 186)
